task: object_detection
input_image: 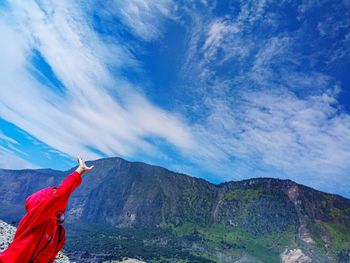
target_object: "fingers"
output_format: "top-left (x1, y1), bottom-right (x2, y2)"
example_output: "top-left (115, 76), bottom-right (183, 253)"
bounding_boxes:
top-left (77, 156), bottom-right (84, 166)
top-left (76, 156), bottom-right (95, 173)
top-left (86, 165), bottom-right (95, 171)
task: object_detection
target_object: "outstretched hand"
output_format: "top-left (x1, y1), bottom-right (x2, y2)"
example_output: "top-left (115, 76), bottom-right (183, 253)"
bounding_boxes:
top-left (75, 156), bottom-right (94, 175)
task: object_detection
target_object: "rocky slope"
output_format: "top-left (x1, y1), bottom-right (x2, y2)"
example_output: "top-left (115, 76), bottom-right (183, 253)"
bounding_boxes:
top-left (0, 157), bottom-right (349, 262)
top-left (0, 219), bottom-right (69, 262)
top-left (0, 220), bottom-right (143, 263)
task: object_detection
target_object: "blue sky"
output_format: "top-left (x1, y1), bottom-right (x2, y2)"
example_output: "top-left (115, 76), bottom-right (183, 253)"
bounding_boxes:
top-left (0, 0), bottom-right (349, 197)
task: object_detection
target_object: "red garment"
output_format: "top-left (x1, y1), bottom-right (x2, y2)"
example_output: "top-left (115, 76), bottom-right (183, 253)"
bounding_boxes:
top-left (0, 171), bottom-right (82, 263)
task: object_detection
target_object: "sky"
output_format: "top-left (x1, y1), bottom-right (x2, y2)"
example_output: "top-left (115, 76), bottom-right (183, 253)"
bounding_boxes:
top-left (0, 0), bottom-right (349, 197)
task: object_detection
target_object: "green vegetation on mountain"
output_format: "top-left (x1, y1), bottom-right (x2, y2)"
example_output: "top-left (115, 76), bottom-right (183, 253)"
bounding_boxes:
top-left (0, 157), bottom-right (349, 262)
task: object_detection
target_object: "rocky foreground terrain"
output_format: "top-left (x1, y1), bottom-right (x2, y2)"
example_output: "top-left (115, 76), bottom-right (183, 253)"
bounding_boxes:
top-left (0, 219), bottom-right (69, 262)
top-left (0, 219), bottom-right (145, 263)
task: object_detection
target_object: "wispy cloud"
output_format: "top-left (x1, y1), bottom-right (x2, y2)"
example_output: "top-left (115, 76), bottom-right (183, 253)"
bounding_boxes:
top-left (102, 0), bottom-right (175, 41)
top-left (177, 0), bottom-right (350, 196)
top-left (187, 81), bottom-right (350, 195)
top-left (202, 19), bottom-right (243, 63)
top-left (0, 130), bottom-right (19, 145)
top-left (0, 0), bottom-right (349, 197)
top-left (0, 1), bottom-right (195, 164)
top-left (0, 145), bottom-right (39, 169)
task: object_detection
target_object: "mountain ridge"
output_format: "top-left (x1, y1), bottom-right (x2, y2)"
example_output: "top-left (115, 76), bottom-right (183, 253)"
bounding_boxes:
top-left (1, 156), bottom-right (348, 200)
top-left (0, 157), bottom-right (349, 262)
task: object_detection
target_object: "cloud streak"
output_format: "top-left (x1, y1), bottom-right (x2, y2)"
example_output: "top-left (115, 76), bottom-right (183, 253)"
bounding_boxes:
top-left (0, 1), bottom-right (195, 164)
top-left (0, 0), bottom-right (349, 198)
top-left (99, 0), bottom-right (175, 41)
top-left (177, 0), bottom-right (350, 196)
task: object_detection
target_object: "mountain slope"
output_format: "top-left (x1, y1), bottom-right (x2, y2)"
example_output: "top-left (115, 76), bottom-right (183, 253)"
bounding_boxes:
top-left (0, 157), bottom-right (349, 262)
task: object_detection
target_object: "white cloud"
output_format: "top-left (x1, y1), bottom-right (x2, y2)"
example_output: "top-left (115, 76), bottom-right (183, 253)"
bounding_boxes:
top-left (0, 1), bottom-right (196, 163)
top-left (0, 130), bottom-right (19, 145)
top-left (0, 130), bottom-right (28, 157)
top-left (315, 10), bottom-right (350, 63)
top-left (202, 19), bottom-right (249, 65)
top-left (236, 0), bottom-right (270, 25)
top-left (1, 0), bottom-right (349, 197)
top-left (240, 90), bottom-right (350, 175)
top-left (177, 0), bottom-right (350, 196)
top-left (183, 0), bottom-right (279, 83)
top-left (189, 88), bottom-right (350, 195)
top-left (110, 0), bottom-right (175, 41)
top-left (0, 145), bottom-right (39, 169)
top-left (203, 19), bottom-right (240, 52)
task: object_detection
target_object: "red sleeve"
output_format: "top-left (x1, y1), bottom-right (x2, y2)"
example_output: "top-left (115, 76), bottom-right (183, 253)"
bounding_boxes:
top-left (14, 171), bottom-right (82, 241)
top-left (51, 226), bottom-right (66, 263)
top-left (55, 170), bottom-right (82, 197)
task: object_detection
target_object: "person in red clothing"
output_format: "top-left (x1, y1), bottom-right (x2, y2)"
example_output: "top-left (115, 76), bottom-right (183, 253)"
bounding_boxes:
top-left (0, 156), bottom-right (94, 263)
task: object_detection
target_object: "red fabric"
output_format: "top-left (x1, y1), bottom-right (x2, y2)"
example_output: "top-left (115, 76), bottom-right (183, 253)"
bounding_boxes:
top-left (0, 171), bottom-right (82, 263)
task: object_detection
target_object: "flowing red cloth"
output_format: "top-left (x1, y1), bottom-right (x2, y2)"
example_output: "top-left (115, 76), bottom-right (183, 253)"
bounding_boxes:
top-left (0, 171), bottom-right (82, 263)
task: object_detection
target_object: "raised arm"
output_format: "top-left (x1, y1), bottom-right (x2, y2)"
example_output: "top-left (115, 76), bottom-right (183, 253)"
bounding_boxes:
top-left (14, 156), bottom-right (94, 241)
top-left (54, 156), bottom-right (94, 196)
top-left (75, 156), bottom-right (95, 175)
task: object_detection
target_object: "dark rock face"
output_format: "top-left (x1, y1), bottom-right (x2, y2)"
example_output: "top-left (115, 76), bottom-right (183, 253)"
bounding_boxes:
top-left (76, 159), bottom-right (217, 227)
top-left (0, 168), bottom-right (65, 221)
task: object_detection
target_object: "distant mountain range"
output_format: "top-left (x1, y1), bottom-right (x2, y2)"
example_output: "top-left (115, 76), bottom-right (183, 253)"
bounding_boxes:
top-left (0, 157), bottom-right (349, 262)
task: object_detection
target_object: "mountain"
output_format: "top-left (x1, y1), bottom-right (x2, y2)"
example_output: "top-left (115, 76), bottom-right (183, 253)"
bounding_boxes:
top-left (0, 157), bottom-right (349, 262)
